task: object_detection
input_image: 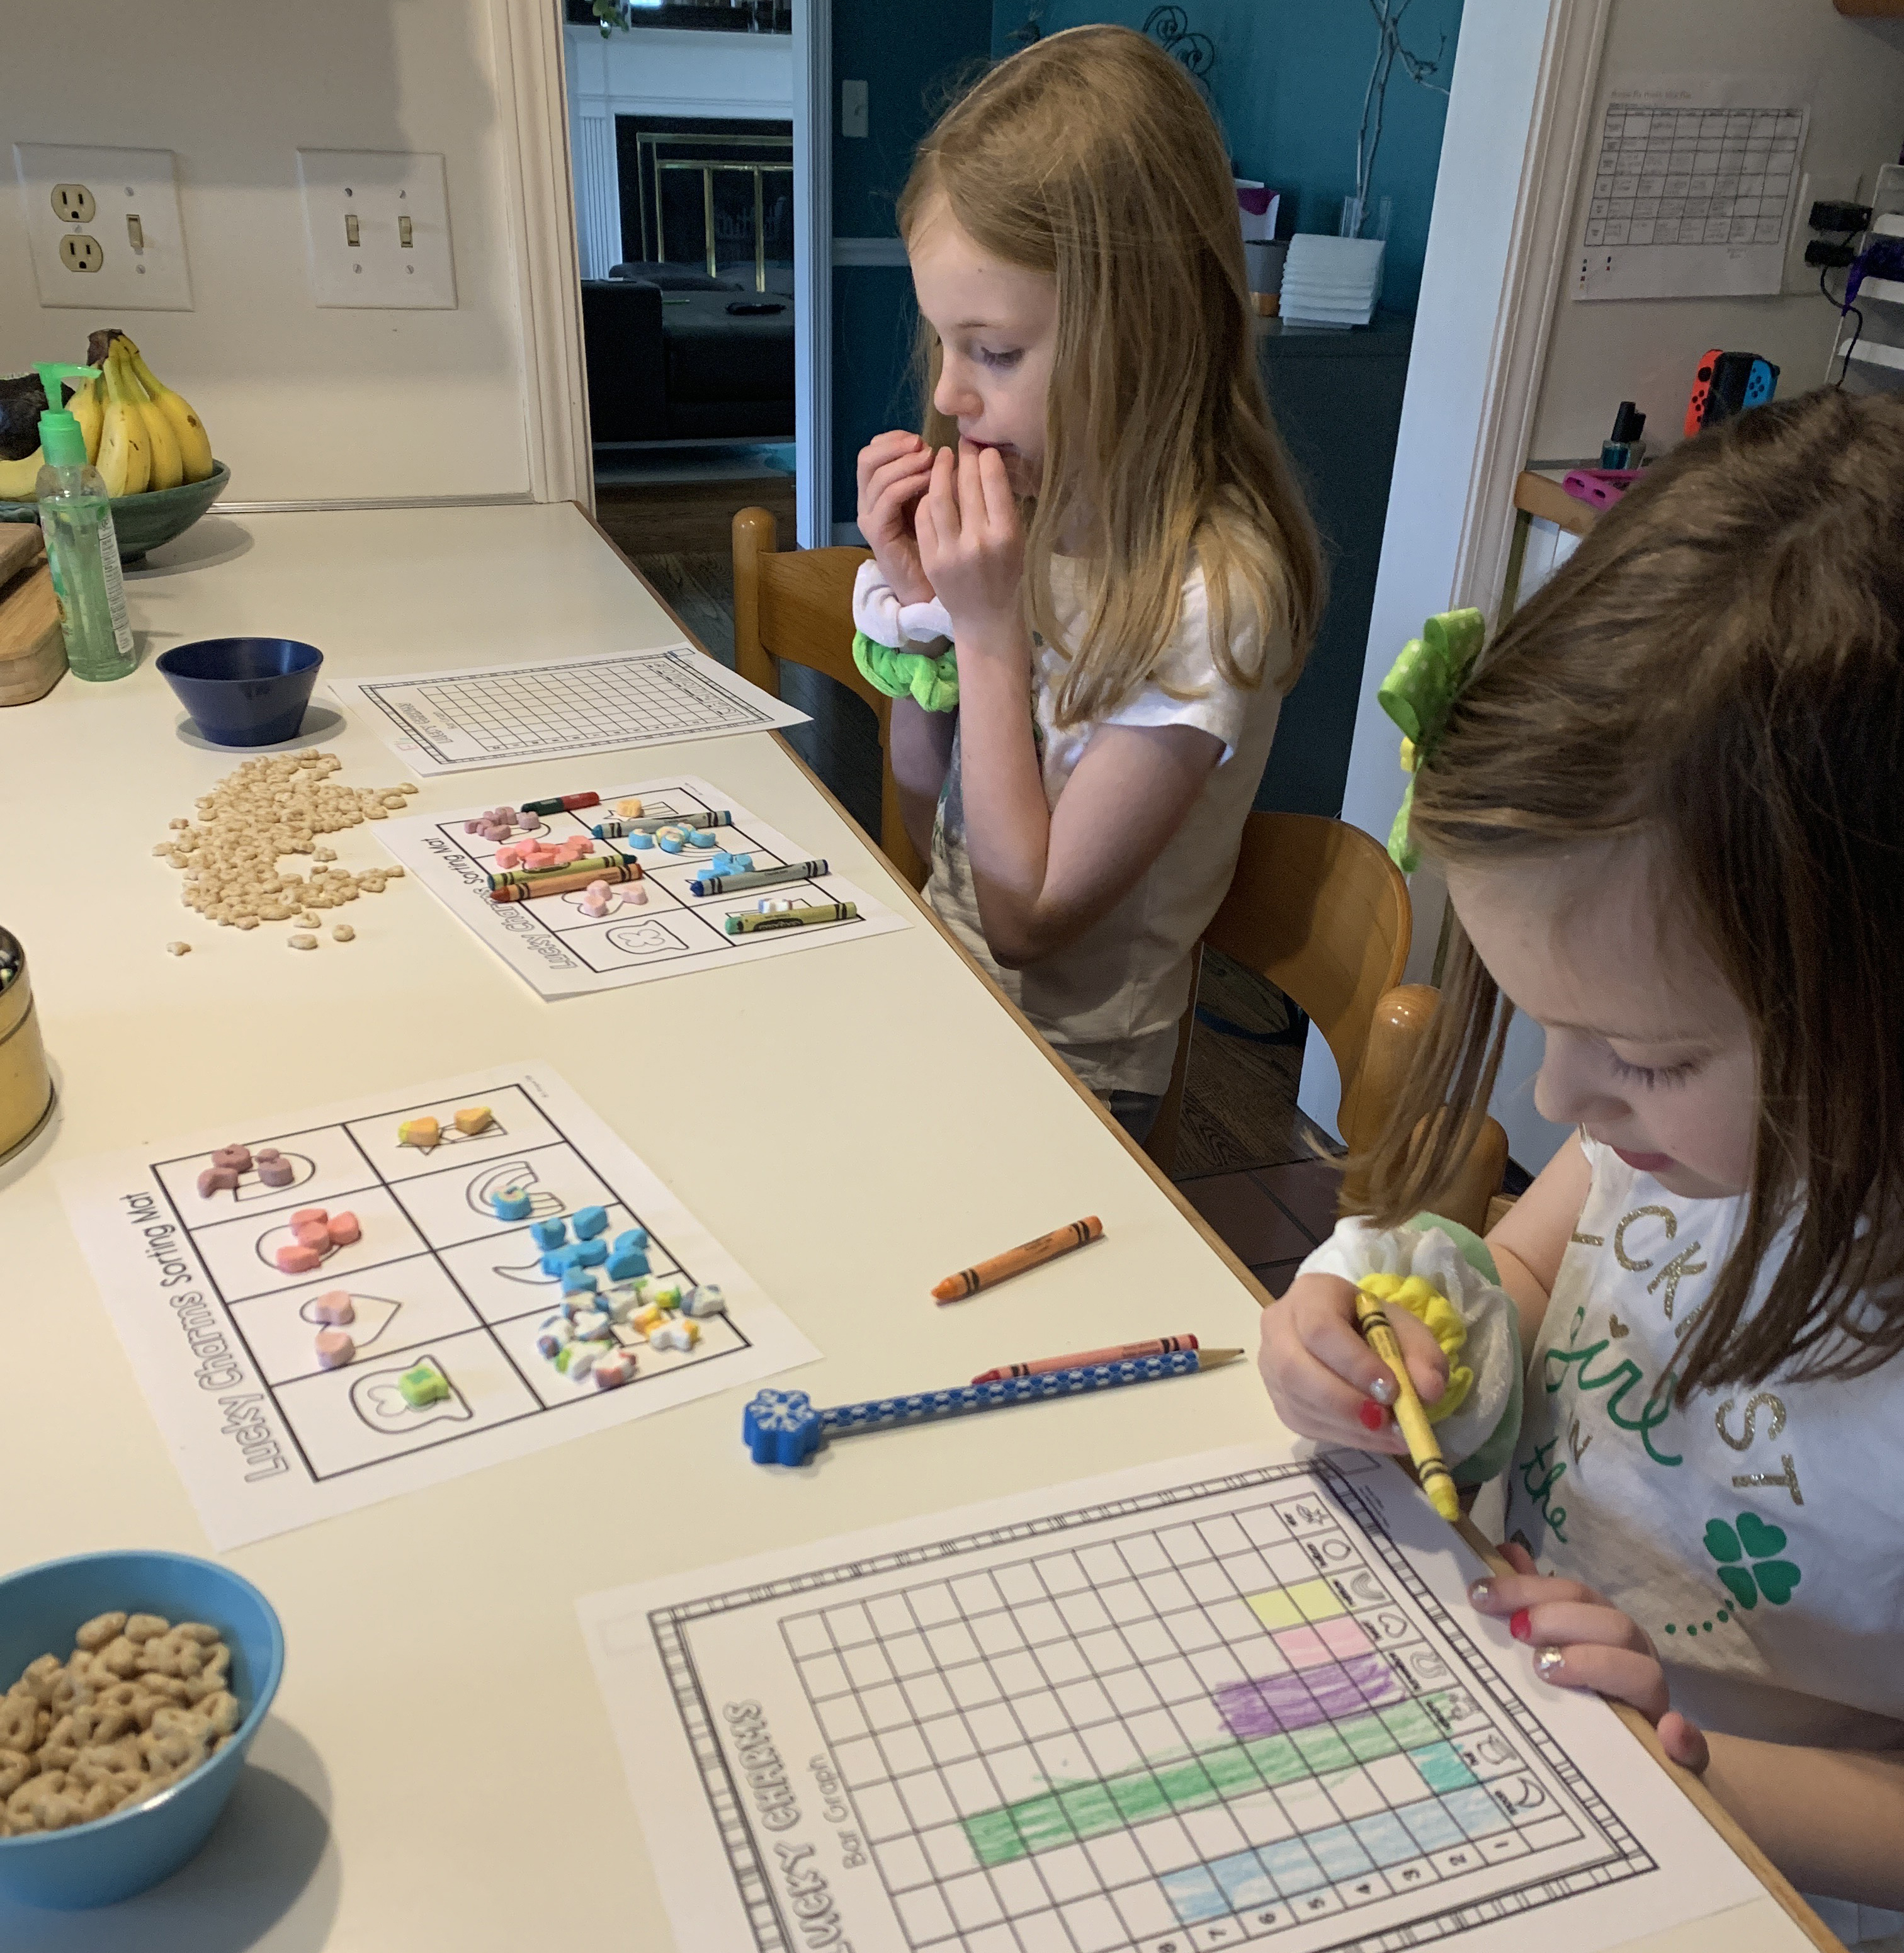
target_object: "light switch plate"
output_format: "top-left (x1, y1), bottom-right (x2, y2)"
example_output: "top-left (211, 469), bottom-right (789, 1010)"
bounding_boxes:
top-left (13, 143), bottom-right (193, 310)
top-left (296, 150), bottom-right (456, 309)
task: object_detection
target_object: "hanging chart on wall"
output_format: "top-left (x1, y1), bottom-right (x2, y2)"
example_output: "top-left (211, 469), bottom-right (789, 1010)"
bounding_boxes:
top-left (1573, 72), bottom-right (1810, 302)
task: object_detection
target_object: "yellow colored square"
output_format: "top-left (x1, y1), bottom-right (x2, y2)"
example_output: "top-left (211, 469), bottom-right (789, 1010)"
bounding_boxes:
top-left (1245, 1588), bottom-right (1303, 1631)
top-left (1288, 1578), bottom-right (1346, 1622)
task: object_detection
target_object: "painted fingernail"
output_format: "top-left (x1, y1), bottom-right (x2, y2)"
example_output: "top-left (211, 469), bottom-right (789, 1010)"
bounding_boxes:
top-left (1467, 1578), bottom-right (1493, 1607)
top-left (1366, 1375), bottom-right (1397, 1406)
top-left (1357, 1400), bottom-right (1386, 1432)
top-left (1533, 1646), bottom-right (1565, 1680)
top-left (1509, 1609), bottom-right (1532, 1643)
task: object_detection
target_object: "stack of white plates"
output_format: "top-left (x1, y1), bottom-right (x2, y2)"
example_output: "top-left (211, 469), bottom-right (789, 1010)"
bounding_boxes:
top-left (1278, 235), bottom-right (1385, 326)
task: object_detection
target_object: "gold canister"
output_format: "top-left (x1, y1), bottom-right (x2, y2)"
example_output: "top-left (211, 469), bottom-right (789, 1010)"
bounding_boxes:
top-left (0, 929), bottom-right (55, 1160)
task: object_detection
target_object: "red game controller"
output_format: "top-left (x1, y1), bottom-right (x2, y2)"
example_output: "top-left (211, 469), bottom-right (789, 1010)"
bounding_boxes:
top-left (1684, 347), bottom-right (1723, 439)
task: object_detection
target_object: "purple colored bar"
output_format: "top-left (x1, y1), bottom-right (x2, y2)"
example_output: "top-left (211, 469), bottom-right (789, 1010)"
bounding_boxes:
top-left (1216, 1653), bottom-right (1402, 1741)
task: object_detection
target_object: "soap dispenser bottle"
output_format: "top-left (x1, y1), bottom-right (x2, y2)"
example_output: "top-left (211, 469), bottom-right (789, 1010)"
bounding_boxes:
top-left (33, 364), bottom-right (134, 683)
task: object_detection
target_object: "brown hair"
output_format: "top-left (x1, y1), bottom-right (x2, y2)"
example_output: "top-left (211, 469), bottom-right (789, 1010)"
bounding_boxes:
top-left (896, 25), bottom-right (1323, 726)
top-left (1369, 388), bottom-right (1904, 1392)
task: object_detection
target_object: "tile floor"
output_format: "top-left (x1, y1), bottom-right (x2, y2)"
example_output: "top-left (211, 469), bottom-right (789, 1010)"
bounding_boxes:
top-left (1177, 1155), bottom-right (1343, 1299)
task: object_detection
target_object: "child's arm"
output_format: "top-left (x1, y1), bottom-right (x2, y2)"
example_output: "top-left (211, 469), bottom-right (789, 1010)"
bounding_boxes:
top-left (1472, 1544), bottom-right (1904, 1908)
top-left (1698, 1735), bottom-right (1904, 1908)
top-left (1487, 1131), bottom-right (1592, 1349)
top-left (888, 697), bottom-right (956, 860)
top-left (857, 430), bottom-right (936, 606)
top-left (917, 441), bottom-right (1223, 966)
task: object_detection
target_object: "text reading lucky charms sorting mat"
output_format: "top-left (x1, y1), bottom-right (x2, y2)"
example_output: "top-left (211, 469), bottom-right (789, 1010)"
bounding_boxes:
top-left (579, 1446), bottom-right (1760, 1953)
top-left (376, 774), bottom-right (908, 1002)
top-left (57, 1065), bottom-right (818, 1548)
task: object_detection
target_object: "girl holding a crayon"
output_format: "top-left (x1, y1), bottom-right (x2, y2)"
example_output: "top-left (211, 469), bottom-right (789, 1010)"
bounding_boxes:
top-left (1259, 390), bottom-right (1904, 1940)
top-left (849, 27), bottom-right (1322, 1143)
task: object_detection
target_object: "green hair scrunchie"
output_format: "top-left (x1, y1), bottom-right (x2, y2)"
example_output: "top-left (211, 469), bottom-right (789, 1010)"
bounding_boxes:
top-left (1376, 608), bottom-right (1486, 873)
top-left (853, 630), bottom-right (960, 714)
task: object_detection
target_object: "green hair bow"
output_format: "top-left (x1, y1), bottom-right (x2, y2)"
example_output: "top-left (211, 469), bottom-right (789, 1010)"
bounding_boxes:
top-left (1377, 608), bottom-right (1485, 873)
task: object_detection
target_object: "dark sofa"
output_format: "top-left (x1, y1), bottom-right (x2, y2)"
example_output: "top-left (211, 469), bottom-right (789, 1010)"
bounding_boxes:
top-left (581, 263), bottom-right (795, 444)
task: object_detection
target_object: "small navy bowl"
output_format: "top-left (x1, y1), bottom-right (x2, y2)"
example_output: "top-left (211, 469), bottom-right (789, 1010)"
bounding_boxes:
top-left (156, 638), bottom-right (322, 747)
top-left (0, 1550), bottom-right (284, 1908)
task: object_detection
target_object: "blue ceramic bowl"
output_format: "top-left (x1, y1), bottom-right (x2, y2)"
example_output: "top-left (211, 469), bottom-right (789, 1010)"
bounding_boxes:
top-left (155, 637), bottom-right (322, 747)
top-left (0, 1551), bottom-right (283, 1909)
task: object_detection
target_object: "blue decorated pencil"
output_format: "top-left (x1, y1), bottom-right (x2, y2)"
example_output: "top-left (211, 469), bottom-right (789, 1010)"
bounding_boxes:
top-left (741, 1348), bottom-right (1242, 1464)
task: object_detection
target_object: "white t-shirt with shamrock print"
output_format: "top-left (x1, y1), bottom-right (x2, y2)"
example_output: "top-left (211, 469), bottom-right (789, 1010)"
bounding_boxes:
top-left (1504, 1138), bottom-right (1904, 1943)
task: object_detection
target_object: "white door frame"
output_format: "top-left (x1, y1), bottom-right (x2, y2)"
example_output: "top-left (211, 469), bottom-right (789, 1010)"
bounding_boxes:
top-left (793, 0), bottom-right (833, 548)
top-left (1298, 0), bottom-right (1613, 1138)
top-left (502, 0), bottom-right (830, 537)
top-left (492, 0), bottom-right (592, 511)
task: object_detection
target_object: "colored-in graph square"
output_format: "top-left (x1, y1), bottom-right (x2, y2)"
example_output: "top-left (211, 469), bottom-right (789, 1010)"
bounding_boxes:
top-left (1245, 1587), bottom-right (1302, 1631)
top-left (1270, 1625), bottom-right (1330, 1668)
top-left (1316, 1616), bottom-right (1372, 1658)
top-left (1289, 1578), bottom-right (1346, 1622)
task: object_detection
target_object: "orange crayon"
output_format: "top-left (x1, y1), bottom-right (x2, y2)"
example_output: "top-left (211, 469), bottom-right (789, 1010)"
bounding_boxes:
top-left (932, 1216), bottom-right (1104, 1304)
top-left (973, 1333), bottom-right (1197, 1383)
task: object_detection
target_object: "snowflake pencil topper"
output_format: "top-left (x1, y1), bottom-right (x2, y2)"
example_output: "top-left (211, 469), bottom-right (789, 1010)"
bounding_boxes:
top-left (1377, 608), bottom-right (1486, 873)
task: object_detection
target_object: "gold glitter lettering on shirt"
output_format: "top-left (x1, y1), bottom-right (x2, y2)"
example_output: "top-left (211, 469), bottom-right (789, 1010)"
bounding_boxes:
top-left (1731, 1452), bottom-right (1805, 1507)
top-left (1570, 1231), bottom-right (1604, 1247)
top-left (1614, 1204), bottom-right (1676, 1271)
top-left (1647, 1242), bottom-right (1708, 1322)
top-left (1715, 1393), bottom-right (1786, 1452)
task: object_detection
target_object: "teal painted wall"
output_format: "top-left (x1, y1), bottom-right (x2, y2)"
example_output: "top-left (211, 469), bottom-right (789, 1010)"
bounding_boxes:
top-left (987, 1), bottom-right (1463, 314)
top-left (832, 0), bottom-right (993, 519)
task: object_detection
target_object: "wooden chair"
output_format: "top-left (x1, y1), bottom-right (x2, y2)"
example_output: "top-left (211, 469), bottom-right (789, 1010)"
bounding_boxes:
top-left (731, 507), bottom-right (927, 888)
top-left (1145, 810), bottom-right (1507, 1236)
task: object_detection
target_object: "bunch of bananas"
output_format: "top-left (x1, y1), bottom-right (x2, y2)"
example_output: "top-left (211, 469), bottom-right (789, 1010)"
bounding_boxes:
top-left (0, 336), bottom-right (213, 500)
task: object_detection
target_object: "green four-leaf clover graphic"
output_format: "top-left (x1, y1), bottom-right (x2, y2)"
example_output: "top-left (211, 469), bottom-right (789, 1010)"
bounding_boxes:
top-left (1703, 1514), bottom-right (1801, 1609)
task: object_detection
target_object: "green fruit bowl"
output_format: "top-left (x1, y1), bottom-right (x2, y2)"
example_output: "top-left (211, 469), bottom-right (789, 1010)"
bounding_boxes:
top-left (0, 460), bottom-right (230, 563)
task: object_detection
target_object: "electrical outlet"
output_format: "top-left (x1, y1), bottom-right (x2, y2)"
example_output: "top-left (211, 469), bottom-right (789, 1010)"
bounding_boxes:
top-left (841, 79), bottom-right (869, 139)
top-left (296, 150), bottom-right (456, 309)
top-left (13, 143), bottom-right (193, 309)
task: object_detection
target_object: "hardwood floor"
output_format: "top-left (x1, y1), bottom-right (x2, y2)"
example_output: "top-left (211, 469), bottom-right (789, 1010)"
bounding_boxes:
top-left (595, 473), bottom-right (797, 557)
top-left (638, 548), bottom-right (1337, 1184)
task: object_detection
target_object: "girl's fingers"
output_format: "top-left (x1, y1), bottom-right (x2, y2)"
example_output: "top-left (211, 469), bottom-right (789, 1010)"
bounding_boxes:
top-left (867, 450), bottom-right (934, 502)
top-left (858, 429), bottom-right (924, 484)
top-left (975, 443), bottom-right (1017, 532)
top-left (958, 440), bottom-right (985, 533)
top-left (1499, 1541), bottom-right (1538, 1578)
top-left (927, 444), bottom-right (960, 541)
top-left (1529, 1641), bottom-right (1670, 1722)
top-left (1256, 1311), bottom-right (1411, 1454)
top-left (1300, 1303), bottom-right (1420, 1407)
top-left (1375, 1300), bottom-right (1452, 1406)
top-left (1515, 1600), bottom-right (1653, 1657)
top-left (1468, 1570), bottom-right (1607, 1617)
top-left (914, 487), bottom-right (939, 567)
top-left (1657, 1711), bottom-right (1711, 1773)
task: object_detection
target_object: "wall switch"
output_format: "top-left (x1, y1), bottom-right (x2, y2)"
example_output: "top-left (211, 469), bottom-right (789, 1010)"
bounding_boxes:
top-left (13, 144), bottom-right (193, 309)
top-left (841, 79), bottom-right (869, 139)
top-left (296, 150), bottom-right (456, 309)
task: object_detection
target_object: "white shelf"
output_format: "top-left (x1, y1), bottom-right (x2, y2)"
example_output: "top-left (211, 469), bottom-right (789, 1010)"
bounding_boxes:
top-left (1857, 275), bottom-right (1904, 305)
top-left (1844, 336), bottom-right (1904, 371)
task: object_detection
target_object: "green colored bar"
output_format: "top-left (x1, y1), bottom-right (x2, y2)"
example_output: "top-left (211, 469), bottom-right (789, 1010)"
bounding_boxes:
top-left (961, 1706), bottom-right (1463, 1871)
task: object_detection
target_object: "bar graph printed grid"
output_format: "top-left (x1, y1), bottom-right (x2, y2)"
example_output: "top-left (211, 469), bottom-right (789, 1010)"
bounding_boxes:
top-left (693, 1464), bottom-right (1653, 1953)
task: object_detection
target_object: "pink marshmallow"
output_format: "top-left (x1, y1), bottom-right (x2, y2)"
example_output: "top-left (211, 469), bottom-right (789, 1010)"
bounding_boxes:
top-left (315, 1328), bottom-right (356, 1369)
top-left (258, 1159), bottom-right (296, 1187)
top-left (197, 1167), bottom-right (237, 1198)
top-left (293, 1220), bottom-right (331, 1250)
top-left (327, 1211), bottom-right (361, 1246)
top-left (311, 1290), bottom-right (355, 1324)
top-left (212, 1144), bottom-right (252, 1172)
top-left (496, 847), bottom-right (521, 869)
top-left (292, 1207), bottom-right (328, 1226)
top-left (275, 1243), bottom-right (322, 1274)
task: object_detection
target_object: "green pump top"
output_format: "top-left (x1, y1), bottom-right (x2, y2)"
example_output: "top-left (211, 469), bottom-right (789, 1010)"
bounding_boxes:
top-left (33, 364), bottom-right (101, 472)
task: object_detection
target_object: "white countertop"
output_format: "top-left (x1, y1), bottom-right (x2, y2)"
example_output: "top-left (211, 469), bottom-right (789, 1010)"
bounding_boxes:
top-left (0, 504), bottom-right (1812, 1952)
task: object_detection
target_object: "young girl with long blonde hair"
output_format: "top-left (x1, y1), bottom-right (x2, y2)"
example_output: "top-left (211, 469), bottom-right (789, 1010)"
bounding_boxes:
top-left (851, 26), bottom-right (1322, 1136)
top-left (1260, 389), bottom-right (1904, 1939)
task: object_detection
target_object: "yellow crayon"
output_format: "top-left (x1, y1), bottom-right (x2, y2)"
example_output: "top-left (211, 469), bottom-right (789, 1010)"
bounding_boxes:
top-left (1354, 1284), bottom-right (1461, 1522)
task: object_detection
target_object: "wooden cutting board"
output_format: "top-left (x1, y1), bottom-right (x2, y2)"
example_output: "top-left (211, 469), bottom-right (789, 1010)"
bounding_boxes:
top-left (0, 525), bottom-right (68, 706)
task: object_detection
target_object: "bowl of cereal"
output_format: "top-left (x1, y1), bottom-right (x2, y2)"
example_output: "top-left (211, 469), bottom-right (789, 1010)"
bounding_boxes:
top-left (0, 1550), bottom-right (283, 1908)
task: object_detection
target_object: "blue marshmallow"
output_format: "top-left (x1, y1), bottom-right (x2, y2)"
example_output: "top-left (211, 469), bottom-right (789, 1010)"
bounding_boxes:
top-left (531, 1216), bottom-right (568, 1251)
